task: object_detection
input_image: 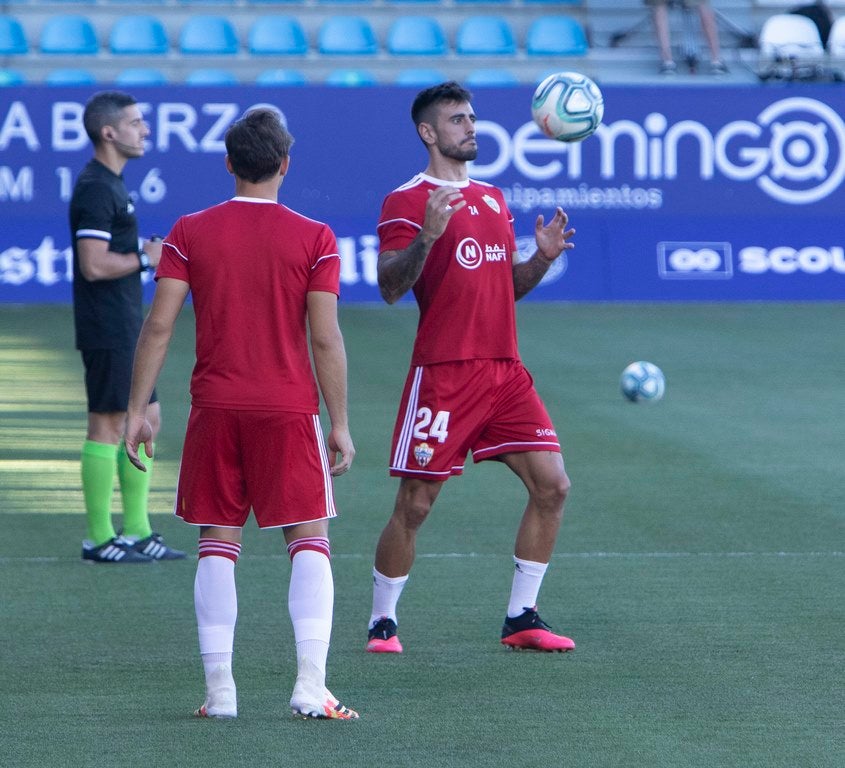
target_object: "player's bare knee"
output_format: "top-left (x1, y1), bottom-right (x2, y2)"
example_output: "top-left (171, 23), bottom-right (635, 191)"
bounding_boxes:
top-left (532, 473), bottom-right (570, 512)
top-left (394, 498), bottom-right (432, 531)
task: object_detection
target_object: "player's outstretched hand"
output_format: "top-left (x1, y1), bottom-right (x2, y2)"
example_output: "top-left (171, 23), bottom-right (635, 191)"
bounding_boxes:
top-left (124, 414), bottom-right (154, 471)
top-left (327, 427), bottom-right (355, 476)
top-left (535, 207), bottom-right (575, 262)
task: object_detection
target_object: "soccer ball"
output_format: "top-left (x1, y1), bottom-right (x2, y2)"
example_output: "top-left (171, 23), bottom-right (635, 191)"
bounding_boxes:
top-left (620, 361), bottom-right (665, 403)
top-left (531, 71), bottom-right (604, 143)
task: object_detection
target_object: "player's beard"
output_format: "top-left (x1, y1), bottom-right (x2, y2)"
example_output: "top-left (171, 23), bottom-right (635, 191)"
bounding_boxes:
top-left (439, 139), bottom-right (478, 162)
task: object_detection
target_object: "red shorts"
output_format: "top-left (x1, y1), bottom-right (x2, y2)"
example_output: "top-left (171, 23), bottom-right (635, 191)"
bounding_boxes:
top-left (389, 359), bottom-right (561, 480)
top-left (175, 406), bottom-right (337, 529)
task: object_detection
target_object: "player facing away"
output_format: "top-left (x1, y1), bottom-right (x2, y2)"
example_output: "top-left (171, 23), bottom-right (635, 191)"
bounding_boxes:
top-left (70, 90), bottom-right (184, 563)
top-left (124, 109), bottom-right (358, 720)
top-left (367, 81), bottom-right (576, 654)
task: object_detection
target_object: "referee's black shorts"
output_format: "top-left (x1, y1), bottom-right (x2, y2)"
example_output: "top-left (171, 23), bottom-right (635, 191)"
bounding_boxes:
top-left (82, 348), bottom-right (159, 413)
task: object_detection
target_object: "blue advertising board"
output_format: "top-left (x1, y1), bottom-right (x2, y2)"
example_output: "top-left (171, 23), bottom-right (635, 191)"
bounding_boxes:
top-left (1, 84), bottom-right (844, 303)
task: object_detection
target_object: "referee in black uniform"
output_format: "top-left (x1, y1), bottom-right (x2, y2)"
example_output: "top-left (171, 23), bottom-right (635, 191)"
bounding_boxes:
top-left (70, 90), bottom-right (184, 563)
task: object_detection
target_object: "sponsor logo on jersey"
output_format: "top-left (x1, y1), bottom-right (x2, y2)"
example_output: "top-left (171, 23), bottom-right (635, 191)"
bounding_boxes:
top-left (456, 237), bottom-right (484, 269)
top-left (414, 442), bottom-right (434, 468)
top-left (485, 243), bottom-right (508, 262)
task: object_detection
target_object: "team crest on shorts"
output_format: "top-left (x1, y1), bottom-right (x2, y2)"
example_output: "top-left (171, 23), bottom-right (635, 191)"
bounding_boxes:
top-left (414, 442), bottom-right (434, 468)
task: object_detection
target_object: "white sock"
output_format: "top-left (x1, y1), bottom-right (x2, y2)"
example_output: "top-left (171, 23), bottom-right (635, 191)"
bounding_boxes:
top-left (288, 547), bottom-right (333, 682)
top-left (202, 653), bottom-right (232, 680)
top-left (369, 568), bottom-right (409, 628)
top-left (507, 556), bottom-right (548, 618)
top-left (194, 554), bottom-right (237, 658)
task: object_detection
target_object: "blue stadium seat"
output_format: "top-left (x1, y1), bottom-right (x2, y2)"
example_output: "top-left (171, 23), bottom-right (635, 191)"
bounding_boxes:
top-left (256, 68), bottom-right (307, 85)
top-left (525, 16), bottom-right (588, 56)
top-left (40, 16), bottom-right (99, 55)
top-left (465, 68), bottom-right (519, 86)
top-left (109, 16), bottom-right (168, 55)
top-left (248, 16), bottom-right (307, 55)
top-left (114, 68), bottom-right (168, 85)
top-left (318, 17), bottom-right (377, 55)
top-left (325, 68), bottom-right (377, 86)
top-left (394, 68), bottom-right (447, 86)
top-left (387, 17), bottom-right (446, 56)
top-left (179, 16), bottom-right (239, 55)
top-left (45, 68), bottom-right (97, 85)
top-left (0, 17), bottom-right (28, 55)
top-left (455, 16), bottom-right (515, 56)
top-left (185, 68), bottom-right (239, 85)
top-left (0, 69), bottom-right (25, 86)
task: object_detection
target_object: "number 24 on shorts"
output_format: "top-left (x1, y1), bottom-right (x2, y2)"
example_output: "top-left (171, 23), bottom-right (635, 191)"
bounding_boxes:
top-left (413, 408), bottom-right (450, 443)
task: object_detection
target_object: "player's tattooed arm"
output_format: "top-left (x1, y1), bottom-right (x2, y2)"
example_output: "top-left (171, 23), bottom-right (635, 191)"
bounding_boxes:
top-left (377, 234), bottom-right (436, 304)
top-left (378, 188), bottom-right (465, 304)
top-left (513, 207), bottom-right (574, 300)
top-left (512, 254), bottom-right (554, 300)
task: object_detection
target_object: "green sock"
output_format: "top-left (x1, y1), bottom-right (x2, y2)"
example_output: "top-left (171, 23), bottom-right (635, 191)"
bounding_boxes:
top-left (81, 440), bottom-right (118, 546)
top-left (117, 442), bottom-right (154, 540)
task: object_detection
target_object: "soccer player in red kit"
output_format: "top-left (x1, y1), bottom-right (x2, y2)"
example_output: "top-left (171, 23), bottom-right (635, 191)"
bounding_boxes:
top-left (124, 109), bottom-right (358, 719)
top-left (367, 82), bottom-right (577, 654)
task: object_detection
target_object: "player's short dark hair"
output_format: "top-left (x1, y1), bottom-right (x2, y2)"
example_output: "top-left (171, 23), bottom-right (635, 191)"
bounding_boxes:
top-left (83, 91), bottom-right (137, 145)
top-left (411, 81), bottom-right (473, 127)
top-left (225, 108), bottom-right (295, 184)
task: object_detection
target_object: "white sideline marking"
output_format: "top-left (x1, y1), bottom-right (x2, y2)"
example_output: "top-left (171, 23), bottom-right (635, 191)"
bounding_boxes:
top-left (0, 551), bottom-right (842, 564)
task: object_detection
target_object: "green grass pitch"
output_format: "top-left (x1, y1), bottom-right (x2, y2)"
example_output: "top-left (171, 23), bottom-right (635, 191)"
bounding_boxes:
top-left (0, 302), bottom-right (842, 768)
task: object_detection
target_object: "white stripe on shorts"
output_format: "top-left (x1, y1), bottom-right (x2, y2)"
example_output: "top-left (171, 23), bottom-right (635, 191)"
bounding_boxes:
top-left (311, 414), bottom-right (337, 519)
top-left (392, 366), bottom-right (423, 471)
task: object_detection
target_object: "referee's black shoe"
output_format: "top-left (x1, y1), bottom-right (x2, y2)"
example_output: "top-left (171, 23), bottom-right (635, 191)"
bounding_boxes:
top-left (82, 535), bottom-right (153, 564)
top-left (127, 531), bottom-right (187, 561)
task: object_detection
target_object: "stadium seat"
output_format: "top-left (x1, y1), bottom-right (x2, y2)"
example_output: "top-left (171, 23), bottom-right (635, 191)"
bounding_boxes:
top-left (318, 17), bottom-right (377, 55)
top-left (0, 69), bottom-right (25, 86)
top-left (114, 68), bottom-right (168, 85)
top-left (757, 13), bottom-right (825, 80)
top-left (185, 68), bottom-right (239, 85)
top-left (758, 14), bottom-right (824, 61)
top-left (109, 16), bottom-right (168, 55)
top-left (248, 16), bottom-right (307, 56)
top-left (0, 17), bottom-right (28, 55)
top-left (455, 16), bottom-right (516, 56)
top-left (256, 68), bottom-right (307, 85)
top-left (394, 67), bottom-right (447, 85)
top-left (325, 68), bottom-right (377, 86)
top-left (465, 68), bottom-right (520, 86)
top-left (40, 16), bottom-right (99, 55)
top-left (387, 17), bottom-right (446, 56)
top-left (525, 16), bottom-right (588, 56)
top-left (827, 16), bottom-right (845, 57)
top-left (179, 16), bottom-right (239, 55)
top-left (45, 68), bottom-right (97, 85)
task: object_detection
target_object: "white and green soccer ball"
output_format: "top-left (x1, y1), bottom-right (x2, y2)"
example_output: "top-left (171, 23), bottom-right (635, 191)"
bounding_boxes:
top-left (620, 361), bottom-right (665, 403)
top-left (531, 71), bottom-right (604, 143)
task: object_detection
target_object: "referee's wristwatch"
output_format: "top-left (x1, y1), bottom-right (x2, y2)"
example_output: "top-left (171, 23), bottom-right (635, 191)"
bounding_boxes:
top-left (137, 250), bottom-right (151, 273)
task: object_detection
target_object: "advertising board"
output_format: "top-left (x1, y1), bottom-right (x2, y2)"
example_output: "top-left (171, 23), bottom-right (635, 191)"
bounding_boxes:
top-left (1, 85), bottom-right (843, 302)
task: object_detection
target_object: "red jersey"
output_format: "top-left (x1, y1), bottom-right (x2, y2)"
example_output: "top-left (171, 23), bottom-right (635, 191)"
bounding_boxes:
top-left (158, 197), bottom-right (340, 412)
top-left (378, 173), bottom-right (519, 366)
